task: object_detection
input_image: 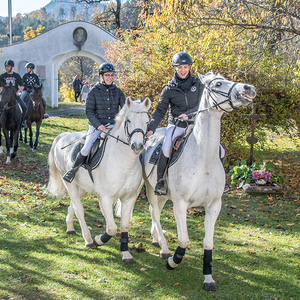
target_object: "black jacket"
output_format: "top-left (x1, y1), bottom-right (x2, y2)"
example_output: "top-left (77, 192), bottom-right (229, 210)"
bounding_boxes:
top-left (148, 75), bottom-right (204, 132)
top-left (72, 78), bottom-right (82, 92)
top-left (86, 82), bottom-right (126, 129)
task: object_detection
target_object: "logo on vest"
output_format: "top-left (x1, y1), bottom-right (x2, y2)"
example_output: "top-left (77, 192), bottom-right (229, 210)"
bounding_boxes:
top-left (191, 86), bottom-right (197, 92)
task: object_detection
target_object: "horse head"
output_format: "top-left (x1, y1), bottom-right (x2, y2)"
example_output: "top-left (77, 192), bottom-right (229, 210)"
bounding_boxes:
top-left (0, 82), bottom-right (16, 112)
top-left (112, 97), bottom-right (151, 154)
top-left (198, 71), bottom-right (256, 112)
top-left (31, 84), bottom-right (43, 110)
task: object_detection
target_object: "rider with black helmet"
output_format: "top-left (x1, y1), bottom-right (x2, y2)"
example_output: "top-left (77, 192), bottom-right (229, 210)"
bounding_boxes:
top-left (145, 52), bottom-right (205, 195)
top-left (63, 62), bottom-right (126, 183)
top-left (21, 62), bottom-right (40, 102)
top-left (0, 59), bottom-right (27, 128)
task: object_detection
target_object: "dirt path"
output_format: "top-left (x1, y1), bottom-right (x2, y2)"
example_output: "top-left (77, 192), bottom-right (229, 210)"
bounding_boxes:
top-left (47, 106), bottom-right (85, 117)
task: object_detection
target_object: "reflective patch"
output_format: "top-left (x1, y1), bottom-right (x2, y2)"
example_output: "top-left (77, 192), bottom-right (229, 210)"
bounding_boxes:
top-left (191, 86), bottom-right (197, 92)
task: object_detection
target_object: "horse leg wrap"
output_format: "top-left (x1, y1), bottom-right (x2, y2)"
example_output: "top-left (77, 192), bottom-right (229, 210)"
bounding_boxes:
top-left (100, 232), bottom-right (112, 244)
top-left (173, 246), bottom-right (186, 264)
top-left (203, 249), bottom-right (213, 275)
top-left (120, 232), bottom-right (128, 252)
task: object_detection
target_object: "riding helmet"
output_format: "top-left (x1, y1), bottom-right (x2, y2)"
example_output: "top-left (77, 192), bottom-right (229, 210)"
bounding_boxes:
top-left (25, 62), bottom-right (35, 69)
top-left (172, 52), bottom-right (193, 66)
top-left (4, 59), bottom-right (14, 67)
top-left (99, 62), bottom-right (116, 75)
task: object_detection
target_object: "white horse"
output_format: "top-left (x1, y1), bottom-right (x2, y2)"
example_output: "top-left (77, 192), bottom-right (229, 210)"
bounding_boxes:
top-left (46, 97), bottom-right (151, 264)
top-left (142, 72), bottom-right (256, 290)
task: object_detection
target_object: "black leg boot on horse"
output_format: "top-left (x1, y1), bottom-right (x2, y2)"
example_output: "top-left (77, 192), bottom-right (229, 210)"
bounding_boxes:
top-left (63, 152), bottom-right (86, 183)
top-left (154, 153), bottom-right (169, 195)
top-left (18, 96), bottom-right (27, 129)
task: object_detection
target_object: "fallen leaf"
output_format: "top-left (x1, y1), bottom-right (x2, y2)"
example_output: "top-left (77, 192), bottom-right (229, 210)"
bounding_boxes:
top-left (173, 283), bottom-right (181, 286)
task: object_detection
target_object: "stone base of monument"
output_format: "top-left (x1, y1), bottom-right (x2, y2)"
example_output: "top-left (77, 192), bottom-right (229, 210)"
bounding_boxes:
top-left (243, 183), bottom-right (282, 194)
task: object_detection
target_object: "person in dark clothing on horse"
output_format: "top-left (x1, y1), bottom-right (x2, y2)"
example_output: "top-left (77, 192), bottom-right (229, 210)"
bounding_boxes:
top-left (21, 62), bottom-right (48, 119)
top-left (72, 75), bottom-right (83, 102)
top-left (63, 62), bottom-right (126, 183)
top-left (145, 52), bottom-right (205, 195)
top-left (0, 59), bottom-right (27, 128)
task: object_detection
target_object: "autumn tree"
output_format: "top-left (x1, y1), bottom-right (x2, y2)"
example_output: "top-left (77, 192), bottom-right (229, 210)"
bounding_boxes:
top-left (104, 0), bottom-right (300, 164)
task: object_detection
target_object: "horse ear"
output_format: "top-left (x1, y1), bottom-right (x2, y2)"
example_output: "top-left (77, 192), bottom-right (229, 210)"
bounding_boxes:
top-left (126, 97), bottom-right (133, 108)
top-left (142, 97), bottom-right (151, 111)
top-left (9, 82), bottom-right (13, 87)
top-left (197, 72), bottom-right (205, 80)
top-left (40, 83), bottom-right (43, 90)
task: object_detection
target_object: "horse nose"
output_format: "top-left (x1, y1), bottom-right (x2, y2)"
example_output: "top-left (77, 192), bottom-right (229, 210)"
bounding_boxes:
top-left (131, 143), bottom-right (144, 154)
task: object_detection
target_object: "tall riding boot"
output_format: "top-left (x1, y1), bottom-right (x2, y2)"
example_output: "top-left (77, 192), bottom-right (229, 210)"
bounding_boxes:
top-left (154, 153), bottom-right (169, 195)
top-left (63, 152), bottom-right (86, 183)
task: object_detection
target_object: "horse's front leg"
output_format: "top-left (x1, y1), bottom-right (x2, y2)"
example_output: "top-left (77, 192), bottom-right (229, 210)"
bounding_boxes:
top-left (19, 125), bottom-right (23, 142)
top-left (65, 184), bottom-right (94, 248)
top-left (24, 126), bottom-right (28, 145)
top-left (93, 194), bottom-right (118, 249)
top-left (0, 129), bottom-right (4, 156)
top-left (11, 129), bottom-right (19, 159)
top-left (202, 198), bottom-right (222, 291)
top-left (118, 195), bottom-right (140, 264)
top-left (146, 181), bottom-right (171, 258)
top-left (28, 123), bottom-right (33, 149)
top-left (166, 200), bottom-right (189, 270)
top-left (33, 120), bottom-right (42, 151)
top-left (3, 129), bottom-right (11, 164)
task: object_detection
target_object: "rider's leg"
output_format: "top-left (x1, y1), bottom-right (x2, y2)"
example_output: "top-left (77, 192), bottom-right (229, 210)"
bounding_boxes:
top-left (17, 95), bottom-right (27, 128)
top-left (154, 125), bottom-right (185, 195)
top-left (63, 125), bottom-right (101, 183)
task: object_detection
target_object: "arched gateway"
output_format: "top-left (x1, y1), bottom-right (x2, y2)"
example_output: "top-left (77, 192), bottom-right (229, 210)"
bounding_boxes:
top-left (0, 21), bottom-right (116, 107)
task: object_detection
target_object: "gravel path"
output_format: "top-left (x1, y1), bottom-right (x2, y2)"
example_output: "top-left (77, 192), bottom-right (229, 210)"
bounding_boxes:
top-left (47, 106), bottom-right (85, 117)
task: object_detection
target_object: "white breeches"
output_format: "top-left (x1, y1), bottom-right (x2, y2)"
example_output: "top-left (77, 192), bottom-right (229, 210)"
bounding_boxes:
top-left (80, 125), bottom-right (102, 156)
top-left (162, 125), bottom-right (186, 158)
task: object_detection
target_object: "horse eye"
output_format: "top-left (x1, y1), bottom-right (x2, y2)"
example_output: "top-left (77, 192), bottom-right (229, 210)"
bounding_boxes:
top-left (216, 82), bottom-right (222, 87)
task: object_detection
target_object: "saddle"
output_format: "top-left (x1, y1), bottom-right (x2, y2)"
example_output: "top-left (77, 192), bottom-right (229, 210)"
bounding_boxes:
top-left (71, 133), bottom-right (108, 182)
top-left (149, 125), bottom-right (193, 168)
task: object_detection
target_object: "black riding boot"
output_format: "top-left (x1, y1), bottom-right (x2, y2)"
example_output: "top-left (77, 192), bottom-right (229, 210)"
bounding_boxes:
top-left (154, 153), bottom-right (169, 195)
top-left (63, 152), bottom-right (86, 183)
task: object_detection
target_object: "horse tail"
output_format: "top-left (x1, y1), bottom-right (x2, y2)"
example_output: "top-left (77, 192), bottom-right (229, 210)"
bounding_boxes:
top-left (46, 133), bottom-right (67, 198)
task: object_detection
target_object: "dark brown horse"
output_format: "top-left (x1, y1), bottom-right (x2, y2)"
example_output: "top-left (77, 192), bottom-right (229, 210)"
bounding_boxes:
top-left (21, 84), bottom-right (45, 151)
top-left (0, 82), bottom-right (22, 164)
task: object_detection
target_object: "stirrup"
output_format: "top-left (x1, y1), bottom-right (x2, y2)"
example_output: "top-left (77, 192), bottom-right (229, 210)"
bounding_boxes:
top-left (22, 122), bottom-right (27, 129)
top-left (154, 180), bottom-right (167, 195)
top-left (62, 169), bottom-right (76, 183)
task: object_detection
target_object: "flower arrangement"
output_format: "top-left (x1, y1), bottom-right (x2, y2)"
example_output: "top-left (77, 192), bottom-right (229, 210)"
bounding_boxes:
top-left (228, 160), bottom-right (284, 188)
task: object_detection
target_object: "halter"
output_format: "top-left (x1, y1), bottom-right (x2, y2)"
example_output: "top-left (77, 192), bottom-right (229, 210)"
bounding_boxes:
top-left (124, 111), bottom-right (149, 145)
top-left (29, 90), bottom-right (42, 111)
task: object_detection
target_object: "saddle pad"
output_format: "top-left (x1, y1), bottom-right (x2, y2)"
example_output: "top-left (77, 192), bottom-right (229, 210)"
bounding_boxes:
top-left (71, 137), bottom-right (108, 170)
top-left (149, 132), bottom-right (191, 167)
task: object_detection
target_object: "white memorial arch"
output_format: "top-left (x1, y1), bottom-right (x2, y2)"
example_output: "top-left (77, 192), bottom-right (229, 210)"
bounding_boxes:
top-left (0, 21), bottom-right (116, 107)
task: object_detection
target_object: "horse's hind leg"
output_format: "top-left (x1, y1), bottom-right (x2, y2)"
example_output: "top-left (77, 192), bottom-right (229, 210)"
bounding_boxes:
top-left (65, 185), bottom-right (94, 248)
top-left (202, 198), bottom-right (222, 291)
top-left (0, 129), bottom-right (4, 156)
top-left (28, 123), bottom-right (33, 149)
top-left (66, 202), bottom-right (76, 235)
top-left (146, 182), bottom-right (170, 258)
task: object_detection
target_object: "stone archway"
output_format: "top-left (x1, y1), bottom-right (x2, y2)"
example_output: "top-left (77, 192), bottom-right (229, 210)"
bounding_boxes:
top-left (0, 21), bottom-right (116, 107)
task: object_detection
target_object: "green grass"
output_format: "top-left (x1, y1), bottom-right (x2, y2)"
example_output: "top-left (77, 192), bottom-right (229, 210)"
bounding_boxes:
top-left (0, 114), bottom-right (299, 300)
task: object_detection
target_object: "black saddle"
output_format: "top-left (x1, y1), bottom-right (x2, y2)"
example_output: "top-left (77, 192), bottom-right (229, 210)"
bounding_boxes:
top-left (71, 136), bottom-right (108, 181)
top-left (149, 131), bottom-right (192, 167)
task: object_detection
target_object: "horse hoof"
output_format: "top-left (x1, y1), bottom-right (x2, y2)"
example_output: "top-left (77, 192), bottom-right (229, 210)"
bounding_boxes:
top-left (11, 153), bottom-right (16, 159)
top-left (151, 242), bottom-right (160, 248)
top-left (92, 238), bottom-right (99, 248)
top-left (66, 230), bottom-right (76, 235)
top-left (86, 243), bottom-right (97, 249)
top-left (32, 148), bottom-right (37, 153)
top-left (26, 143), bottom-right (29, 146)
top-left (123, 258), bottom-right (136, 265)
top-left (165, 259), bottom-right (175, 270)
top-left (204, 282), bottom-right (217, 291)
top-left (160, 253), bottom-right (172, 259)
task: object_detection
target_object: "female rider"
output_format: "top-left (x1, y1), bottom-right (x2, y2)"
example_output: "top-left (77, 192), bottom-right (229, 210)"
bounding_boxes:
top-left (146, 52), bottom-right (204, 195)
top-left (63, 62), bottom-right (126, 183)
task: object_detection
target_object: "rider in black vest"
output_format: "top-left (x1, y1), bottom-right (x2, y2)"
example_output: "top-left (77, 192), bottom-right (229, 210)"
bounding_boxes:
top-left (0, 59), bottom-right (27, 128)
top-left (63, 62), bottom-right (126, 183)
top-left (146, 52), bottom-right (204, 195)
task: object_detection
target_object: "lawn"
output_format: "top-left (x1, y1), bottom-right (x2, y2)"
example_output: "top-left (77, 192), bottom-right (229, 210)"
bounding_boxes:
top-left (0, 111), bottom-right (299, 300)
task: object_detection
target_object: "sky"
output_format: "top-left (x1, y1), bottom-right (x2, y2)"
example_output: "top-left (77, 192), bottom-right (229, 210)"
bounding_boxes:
top-left (0, 0), bottom-right (51, 17)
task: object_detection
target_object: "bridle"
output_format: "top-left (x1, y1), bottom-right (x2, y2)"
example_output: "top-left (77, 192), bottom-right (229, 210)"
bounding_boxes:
top-left (0, 86), bottom-right (18, 112)
top-left (29, 91), bottom-right (42, 111)
top-left (104, 111), bottom-right (149, 146)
